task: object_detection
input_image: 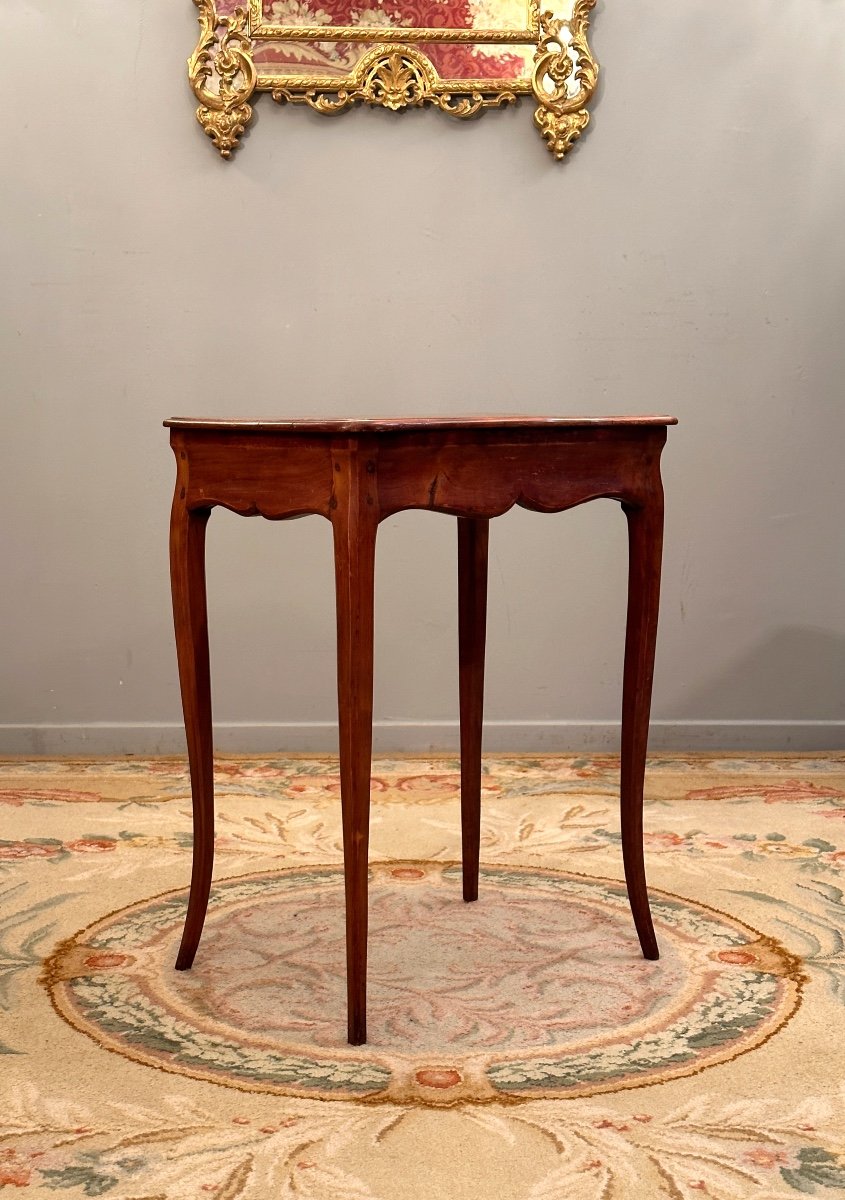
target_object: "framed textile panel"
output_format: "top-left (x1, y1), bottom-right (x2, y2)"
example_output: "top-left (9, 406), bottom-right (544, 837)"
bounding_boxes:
top-left (189, 0), bottom-right (598, 159)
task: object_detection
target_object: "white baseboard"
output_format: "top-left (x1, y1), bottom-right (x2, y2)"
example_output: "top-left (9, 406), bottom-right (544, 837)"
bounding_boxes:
top-left (0, 720), bottom-right (842, 756)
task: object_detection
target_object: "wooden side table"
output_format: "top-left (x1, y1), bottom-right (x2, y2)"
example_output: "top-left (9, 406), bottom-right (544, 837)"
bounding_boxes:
top-left (166, 415), bottom-right (676, 1045)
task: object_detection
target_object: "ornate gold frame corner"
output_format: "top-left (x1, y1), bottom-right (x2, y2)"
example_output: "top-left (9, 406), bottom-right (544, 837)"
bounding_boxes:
top-left (188, 0), bottom-right (598, 160)
top-left (531, 0), bottom-right (598, 160)
top-left (189, 0), bottom-right (257, 158)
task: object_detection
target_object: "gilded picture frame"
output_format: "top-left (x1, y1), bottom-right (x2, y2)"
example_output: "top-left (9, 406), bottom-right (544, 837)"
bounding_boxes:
top-left (189, 0), bottom-right (598, 159)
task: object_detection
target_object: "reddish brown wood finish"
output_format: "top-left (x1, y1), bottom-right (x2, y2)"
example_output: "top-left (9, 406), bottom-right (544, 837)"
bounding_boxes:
top-left (167, 416), bottom-right (676, 1044)
top-left (620, 500), bottom-right (664, 960)
top-left (169, 481), bottom-right (214, 972)
top-left (458, 517), bottom-right (488, 904)
top-left (166, 415), bottom-right (676, 434)
top-left (331, 441), bottom-right (379, 1044)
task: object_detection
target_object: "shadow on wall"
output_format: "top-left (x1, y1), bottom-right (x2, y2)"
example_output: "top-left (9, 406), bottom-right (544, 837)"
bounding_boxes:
top-left (664, 626), bottom-right (845, 723)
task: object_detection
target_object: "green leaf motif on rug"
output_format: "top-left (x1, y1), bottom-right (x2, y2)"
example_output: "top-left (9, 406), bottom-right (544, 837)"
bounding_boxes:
top-left (732, 880), bottom-right (845, 1003)
top-left (780, 1146), bottom-right (845, 1194)
top-left (40, 1164), bottom-right (120, 1196)
top-left (0, 882), bottom-right (77, 1011)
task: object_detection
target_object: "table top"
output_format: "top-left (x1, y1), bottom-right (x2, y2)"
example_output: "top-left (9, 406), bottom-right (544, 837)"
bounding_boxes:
top-left (165, 415), bottom-right (678, 433)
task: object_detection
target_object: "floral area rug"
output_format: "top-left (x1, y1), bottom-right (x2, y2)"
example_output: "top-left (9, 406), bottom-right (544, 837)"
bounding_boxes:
top-left (1, 754), bottom-right (845, 1198)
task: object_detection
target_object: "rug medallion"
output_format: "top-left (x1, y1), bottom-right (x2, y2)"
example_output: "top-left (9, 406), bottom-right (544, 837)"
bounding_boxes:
top-left (44, 860), bottom-right (803, 1106)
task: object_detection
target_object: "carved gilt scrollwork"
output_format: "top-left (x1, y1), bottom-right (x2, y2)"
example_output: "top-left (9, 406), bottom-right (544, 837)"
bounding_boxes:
top-left (531, 0), bottom-right (598, 159)
top-left (362, 49), bottom-right (430, 110)
top-left (187, 0), bottom-right (597, 159)
top-left (189, 0), bottom-right (257, 157)
top-left (273, 46), bottom-right (516, 119)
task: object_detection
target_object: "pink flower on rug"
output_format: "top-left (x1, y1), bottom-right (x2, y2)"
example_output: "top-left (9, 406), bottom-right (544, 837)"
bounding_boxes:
top-left (743, 1147), bottom-right (790, 1168)
top-left (396, 774), bottom-right (461, 797)
top-left (686, 781), bottom-right (845, 805)
top-left (0, 841), bottom-right (63, 860)
top-left (644, 832), bottom-right (687, 848)
top-left (0, 788), bottom-right (102, 806)
top-left (0, 1149), bottom-right (31, 1187)
top-left (716, 949), bottom-right (757, 966)
top-left (65, 838), bottom-right (117, 853)
top-left (286, 775), bottom-right (388, 796)
top-left (415, 1069), bottom-right (461, 1089)
top-left (0, 1167), bottom-right (30, 1186)
top-left (145, 761), bottom-right (189, 775)
top-left (574, 756), bottom-right (620, 777)
top-left (210, 762), bottom-right (245, 777)
top-left (286, 776), bottom-right (342, 796)
top-left (83, 953), bottom-right (131, 969)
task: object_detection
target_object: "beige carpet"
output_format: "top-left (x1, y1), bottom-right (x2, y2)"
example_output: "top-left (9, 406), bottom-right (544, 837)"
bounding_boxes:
top-left (1, 753), bottom-right (844, 1197)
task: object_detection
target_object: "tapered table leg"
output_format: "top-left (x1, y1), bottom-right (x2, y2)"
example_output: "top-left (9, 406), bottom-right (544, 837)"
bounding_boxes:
top-left (332, 459), bottom-right (378, 1046)
top-left (620, 496), bottom-right (663, 961)
top-left (458, 517), bottom-right (489, 903)
top-left (170, 499), bottom-right (215, 971)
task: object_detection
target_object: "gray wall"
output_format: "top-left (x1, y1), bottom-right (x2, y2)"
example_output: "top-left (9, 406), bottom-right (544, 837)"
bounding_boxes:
top-left (2, 0), bottom-right (844, 754)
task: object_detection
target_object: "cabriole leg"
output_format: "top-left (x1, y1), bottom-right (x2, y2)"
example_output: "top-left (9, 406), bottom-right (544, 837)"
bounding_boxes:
top-left (620, 497), bottom-right (664, 961)
top-left (170, 499), bottom-right (215, 971)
